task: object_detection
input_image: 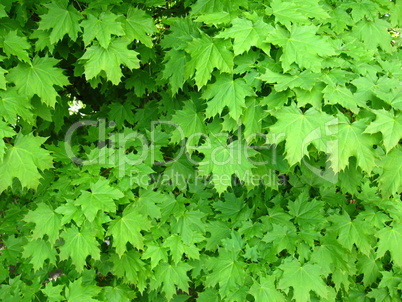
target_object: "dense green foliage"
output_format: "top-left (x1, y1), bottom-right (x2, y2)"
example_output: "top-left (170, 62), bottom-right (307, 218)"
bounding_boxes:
top-left (0, 0), bottom-right (401, 301)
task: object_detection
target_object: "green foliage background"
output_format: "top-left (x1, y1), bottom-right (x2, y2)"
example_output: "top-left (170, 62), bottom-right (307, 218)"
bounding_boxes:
top-left (0, 0), bottom-right (401, 301)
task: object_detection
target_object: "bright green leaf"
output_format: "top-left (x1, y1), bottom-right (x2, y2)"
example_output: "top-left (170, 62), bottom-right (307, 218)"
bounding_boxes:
top-left (7, 57), bottom-right (69, 107)
top-left (39, 0), bottom-right (82, 44)
top-left (278, 259), bottom-right (328, 302)
top-left (80, 38), bottom-right (140, 85)
top-left (2, 30), bottom-right (30, 62)
top-left (59, 225), bottom-right (101, 272)
top-left (106, 206), bottom-right (151, 256)
top-left (81, 12), bottom-right (125, 48)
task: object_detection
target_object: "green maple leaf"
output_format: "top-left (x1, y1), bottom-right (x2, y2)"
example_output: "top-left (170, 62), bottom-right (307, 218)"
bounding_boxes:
top-left (81, 12), bottom-right (125, 48)
top-left (259, 69), bottom-right (318, 91)
top-left (262, 223), bottom-right (298, 254)
top-left (216, 17), bottom-right (272, 55)
top-left (42, 283), bottom-right (65, 302)
top-left (269, 0), bottom-right (329, 29)
top-left (108, 103), bottom-right (135, 129)
top-left (65, 278), bottom-right (101, 302)
top-left (198, 136), bottom-right (257, 194)
top-left (74, 179), bottom-right (124, 222)
top-left (111, 250), bottom-right (148, 292)
top-left (323, 84), bottom-right (365, 114)
top-left (266, 25), bottom-right (334, 72)
top-left (59, 225), bottom-right (101, 272)
top-left (163, 234), bottom-right (186, 263)
top-left (376, 225), bottom-right (402, 268)
top-left (171, 210), bottom-right (206, 245)
top-left (249, 276), bottom-right (285, 302)
top-left (24, 203), bottom-right (62, 245)
top-left (0, 133), bottom-right (53, 193)
top-left (162, 49), bottom-right (188, 94)
top-left (202, 74), bottom-right (254, 120)
top-left (364, 109), bottom-right (402, 153)
top-left (278, 259), bottom-right (328, 302)
top-left (80, 38), bottom-right (140, 85)
top-left (7, 56), bottom-right (69, 107)
top-left (2, 30), bottom-right (30, 62)
top-left (288, 193), bottom-right (326, 228)
top-left (268, 105), bottom-right (333, 166)
top-left (142, 244), bottom-right (168, 269)
top-left (124, 7), bottom-right (156, 47)
top-left (170, 99), bottom-right (206, 144)
top-left (357, 252), bottom-right (381, 287)
top-left (378, 147), bottom-right (402, 197)
top-left (106, 206), bottom-right (151, 256)
top-left (154, 262), bottom-right (192, 301)
top-left (22, 239), bottom-right (56, 271)
top-left (206, 252), bottom-right (247, 298)
top-left (352, 19), bottom-right (393, 53)
top-left (102, 286), bottom-right (136, 302)
top-left (329, 212), bottom-right (372, 256)
top-left (243, 98), bottom-right (262, 143)
top-left (327, 116), bottom-right (376, 173)
top-left (185, 34), bottom-right (233, 88)
top-left (38, 0), bottom-right (82, 44)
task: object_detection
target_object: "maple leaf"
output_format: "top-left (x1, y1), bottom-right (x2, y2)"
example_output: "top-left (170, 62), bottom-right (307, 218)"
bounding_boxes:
top-left (216, 17), bottom-right (272, 55)
top-left (24, 203), bottom-right (62, 245)
top-left (259, 69), bottom-right (318, 91)
top-left (287, 193), bottom-right (326, 228)
top-left (123, 7), bottom-right (156, 48)
top-left (278, 259), bottom-right (328, 302)
top-left (154, 262), bottom-right (193, 301)
top-left (202, 74), bottom-right (254, 121)
top-left (80, 38), bottom-right (140, 85)
top-left (185, 33), bottom-right (233, 88)
top-left (81, 12), bottom-right (125, 48)
top-left (364, 109), bottom-right (402, 153)
top-left (74, 179), bottom-right (124, 222)
top-left (2, 30), bottom-right (30, 62)
top-left (59, 225), bottom-right (101, 272)
top-left (7, 56), bottom-right (69, 107)
top-left (198, 136), bottom-right (257, 194)
top-left (352, 19), bottom-right (393, 53)
top-left (0, 133), bottom-right (53, 193)
top-left (111, 250), bottom-right (148, 292)
top-left (323, 84), bottom-right (365, 114)
top-left (249, 276), bottom-right (285, 302)
top-left (327, 116), bottom-right (376, 173)
top-left (108, 103), bottom-right (135, 129)
top-left (170, 99), bottom-right (206, 144)
top-left (268, 105), bottom-right (333, 166)
top-left (376, 225), bottom-right (402, 268)
top-left (42, 283), bottom-right (65, 302)
top-left (377, 147), bottom-right (402, 197)
top-left (106, 206), bottom-right (151, 256)
top-left (171, 210), bottom-right (206, 245)
top-left (38, 0), bottom-right (82, 44)
top-left (142, 244), bottom-right (168, 269)
top-left (329, 212), bottom-right (373, 256)
top-left (266, 25), bottom-right (335, 72)
top-left (162, 49), bottom-right (188, 94)
top-left (206, 251), bottom-right (247, 298)
top-left (22, 239), bottom-right (56, 271)
top-left (65, 278), bottom-right (101, 302)
top-left (262, 223), bottom-right (298, 254)
top-left (243, 98), bottom-right (262, 143)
